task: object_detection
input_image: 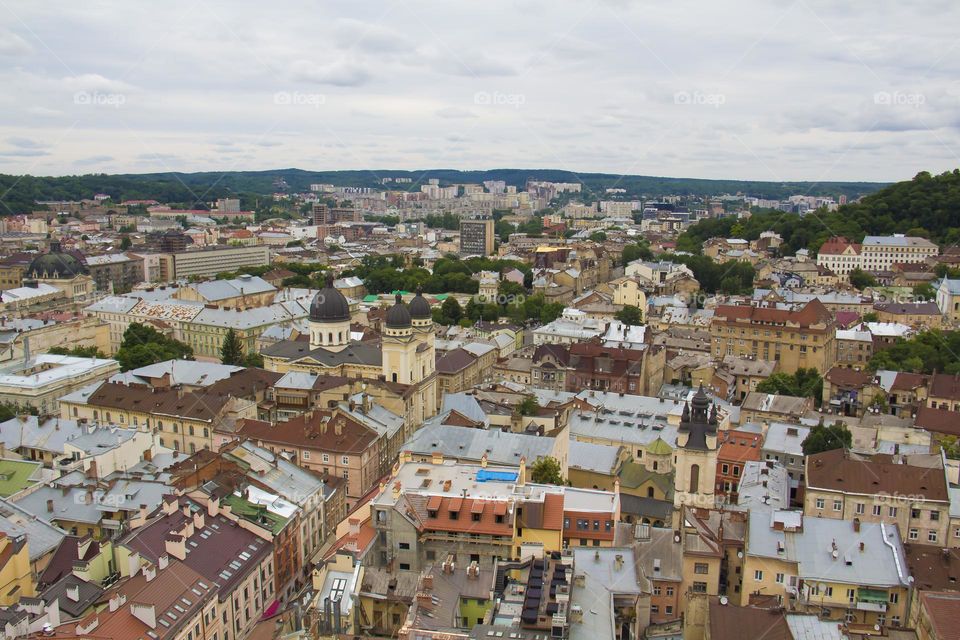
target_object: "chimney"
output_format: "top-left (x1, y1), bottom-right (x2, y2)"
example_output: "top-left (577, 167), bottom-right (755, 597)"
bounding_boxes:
top-left (517, 457), bottom-right (526, 486)
top-left (66, 585), bottom-right (80, 602)
top-left (422, 574), bottom-right (433, 591)
top-left (158, 553), bottom-right (169, 570)
top-left (480, 453), bottom-right (488, 468)
top-left (207, 495), bottom-right (220, 518)
top-left (164, 535), bottom-right (186, 560)
top-left (108, 593), bottom-right (126, 612)
top-left (853, 518), bottom-right (860, 532)
top-left (46, 499), bottom-right (54, 513)
top-left (161, 496), bottom-right (178, 515)
top-left (130, 603), bottom-right (156, 629)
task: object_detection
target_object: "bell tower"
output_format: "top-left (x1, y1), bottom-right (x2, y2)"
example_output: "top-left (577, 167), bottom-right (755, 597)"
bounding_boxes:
top-left (673, 385), bottom-right (719, 523)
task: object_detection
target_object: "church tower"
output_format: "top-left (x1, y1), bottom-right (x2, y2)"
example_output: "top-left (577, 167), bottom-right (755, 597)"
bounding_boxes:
top-left (673, 385), bottom-right (719, 522)
top-left (381, 293), bottom-right (416, 384)
top-left (308, 275), bottom-right (352, 352)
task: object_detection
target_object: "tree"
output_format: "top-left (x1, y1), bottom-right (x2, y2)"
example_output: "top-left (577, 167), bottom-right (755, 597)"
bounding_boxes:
top-left (48, 345), bottom-right (106, 358)
top-left (518, 395), bottom-right (540, 416)
top-left (615, 305), bottom-right (643, 326)
top-left (756, 368), bottom-right (824, 406)
top-left (441, 297), bottom-right (463, 323)
top-left (801, 422), bottom-right (852, 456)
top-left (115, 323), bottom-right (193, 371)
top-left (622, 241), bottom-right (653, 265)
top-left (119, 236), bottom-right (132, 250)
top-left (862, 311), bottom-right (880, 323)
top-left (242, 352), bottom-right (264, 368)
top-left (912, 282), bottom-right (936, 301)
top-left (220, 329), bottom-right (244, 365)
top-left (539, 302), bottom-right (565, 324)
top-left (589, 231), bottom-right (607, 242)
top-left (848, 268), bottom-right (877, 290)
top-left (530, 457), bottom-right (565, 485)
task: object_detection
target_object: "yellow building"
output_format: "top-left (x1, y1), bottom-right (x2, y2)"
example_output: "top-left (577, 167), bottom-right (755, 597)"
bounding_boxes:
top-left (0, 532), bottom-right (34, 606)
top-left (611, 276), bottom-right (649, 313)
top-left (743, 513), bottom-right (911, 628)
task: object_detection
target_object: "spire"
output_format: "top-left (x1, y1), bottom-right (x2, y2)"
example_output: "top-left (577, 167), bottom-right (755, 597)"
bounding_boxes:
top-left (395, 292), bottom-right (403, 305)
top-left (325, 272), bottom-right (334, 288)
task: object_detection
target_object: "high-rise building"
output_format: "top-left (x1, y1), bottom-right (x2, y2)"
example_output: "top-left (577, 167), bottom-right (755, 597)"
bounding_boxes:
top-left (459, 218), bottom-right (495, 256)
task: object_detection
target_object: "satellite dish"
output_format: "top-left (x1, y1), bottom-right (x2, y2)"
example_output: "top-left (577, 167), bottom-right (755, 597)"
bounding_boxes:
top-left (737, 551), bottom-right (743, 559)
top-left (719, 596), bottom-right (729, 605)
top-left (674, 534), bottom-right (681, 543)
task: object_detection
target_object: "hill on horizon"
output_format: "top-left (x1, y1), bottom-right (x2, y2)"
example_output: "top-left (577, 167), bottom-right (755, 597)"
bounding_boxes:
top-left (0, 167), bottom-right (887, 214)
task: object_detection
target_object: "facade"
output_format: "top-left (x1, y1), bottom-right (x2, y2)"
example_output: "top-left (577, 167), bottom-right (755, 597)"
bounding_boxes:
top-left (710, 299), bottom-right (836, 374)
top-left (459, 219), bottom-right (495, 256)
top-left (804, 448), bottom-right (950, 545)
top-left (817, 235), bottom-right (938, 275)
top-left (85, 253), bottom-right (145, 293)
top-left (157, 245), bottom-right (270, 281)
top-left (672, 386), bottom-right (719, 521)
top-left (0, 354), bottom-right (119, 415)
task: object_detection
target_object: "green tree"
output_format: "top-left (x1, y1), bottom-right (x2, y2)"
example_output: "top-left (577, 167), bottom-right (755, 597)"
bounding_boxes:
top-left (518, 395), bottom-right (540, 416)
top-left (848, 268), bottom-right (877, 290)
top-left (912, 282), bottom-right (936, 301)
top-left (48, 345), bottom-right (106, 358)
top-left (441, 297), bottom-right (463, 323)
top-left (801, 422), bottom-right (853, 456)
top-left (539, 302), bottom-right (565, 324)
top-left (530, 457), bottom-right (565, 485)
top-left (220, 329), bottom-right (244, 365)
top-left (622, 241), bottom-right (653, 265)
top-left (119, 236), bottom-right (132, 250)
top-left (615, 305), bottom-right (643, 326)
top-left (862, 311), bottom-right (880, 323)
top-left (115, 323), bottom-right (193, 371)
top-left (242, 352), bottom-right (264, 368)
top-left (589, 231), bottom-right (607, 242)
top-left (756, 368), bottom-right (824, 406)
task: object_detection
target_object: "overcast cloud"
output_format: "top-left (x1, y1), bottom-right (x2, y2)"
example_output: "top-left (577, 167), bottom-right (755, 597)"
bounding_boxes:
top-left (0, 0), bottom-right (958, 181)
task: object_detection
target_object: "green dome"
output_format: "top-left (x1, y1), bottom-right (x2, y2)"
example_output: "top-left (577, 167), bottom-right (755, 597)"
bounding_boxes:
top-left (25, 242), bottom-right (88, 279)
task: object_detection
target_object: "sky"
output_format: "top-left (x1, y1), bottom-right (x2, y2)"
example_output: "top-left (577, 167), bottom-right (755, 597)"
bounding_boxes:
top-left (0, 0), bottom-right (958, 182)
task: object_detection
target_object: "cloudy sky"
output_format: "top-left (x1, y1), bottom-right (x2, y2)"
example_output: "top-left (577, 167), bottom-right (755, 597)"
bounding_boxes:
top-left (1, 0), bottom-right (958, 181)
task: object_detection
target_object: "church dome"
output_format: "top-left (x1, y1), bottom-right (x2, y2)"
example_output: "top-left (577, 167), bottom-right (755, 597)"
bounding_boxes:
top-left (408, 285), bottom-right (432, 319)
top-left (385, 293), bottom-right (412, 328)
top-left (310, 274), bottom-right (350, 323)
top-left (25, 241), bottom-right (88, 279)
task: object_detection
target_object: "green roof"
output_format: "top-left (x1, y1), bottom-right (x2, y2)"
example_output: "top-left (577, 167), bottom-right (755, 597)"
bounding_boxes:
top-left (617, 462), bottom-right (674, 498)
top-left (0, 458), bottom-right (42, 497)
top-left (221, 494), bottom-right (289, 535)
top-left (647, 437), bottom-right (673, 456)
top-left (362, 295), bottom-right (380, 302)
top-left (433, 293), bottom-right (449, 301)
top-left (391, 290), bottom-right (412, 296)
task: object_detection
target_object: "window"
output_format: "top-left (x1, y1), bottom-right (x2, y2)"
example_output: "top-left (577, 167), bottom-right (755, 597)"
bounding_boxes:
top-left (873, 505), bottom-right (882, 516)
top-left (651, 605), bottom-right (659, 614)
top-left (721, 464), bottom-right (729, 474)
top-left (911, 508), bottom-right (921, 518)
top-left (653, 586), bottom-right (661, 596)
top-left (666, 587), bottom-right (674, 596)
top-left (322, 453), bottom-right (329, 463)
top-left (398, 542), bottom-right (410, 550)
top-left (754, 570), bottom-right (763, 581)
top-left (665, 605), bottom-right (673, 615)
top-left (815, 498), bottom-right (825, 509)
top-left (891, 616), bottom-right (900, 626)
top-left (932, 510), bottom-right (941, 521)
top-left (694, 563), bottom-right (709, 574)
top-left (692, 582), bottom-right (707, 593)
top-left (929, 530), bottom-right (938, 543)
top-left (833, 500), bottom-right (842, 512)
top-left (341, 456), bottom-right (349, 465)
top-left (399, 563), bottom-right (410, 570)
top-left (855, 503), bottom-right (865, 515)
top-left (888, 506), bottom-right (897, 517)
top-left (775, 573), bottom-right (784, 584)
top-left (889, 592), bottom-right (899, 604)
top-left (301, 451), bottom-right (310, 460)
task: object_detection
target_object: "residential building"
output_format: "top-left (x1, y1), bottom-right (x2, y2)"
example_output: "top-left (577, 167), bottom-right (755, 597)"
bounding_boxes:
top-left (85, 253), bottom-right (145, 293)
top-left (0, 354), bottom-right (119, 416)
top-left (157, 245), bottom-right (270, 281)
top-left (710, 299), bottom-right (836, 374)
top-left (460, 219), bottom-right (495, 256)
top-left (804, 448), bottom-right (950, 544)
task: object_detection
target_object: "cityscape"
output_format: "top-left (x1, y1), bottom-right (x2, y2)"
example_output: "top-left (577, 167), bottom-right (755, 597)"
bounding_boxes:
top-left (1, 3), bottom-right (960, 640)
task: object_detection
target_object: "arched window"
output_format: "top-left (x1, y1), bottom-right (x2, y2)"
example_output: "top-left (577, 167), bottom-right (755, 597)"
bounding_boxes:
top-left (689, 464), bottom-right (700, 494)
top-left (328, 332), bottom-right (333, 343)
top-left (189, 425), bottom-right (194, 436)
top-left (647, 487), bottom-right (655, 498)
top-left (203, 427), bottom-right (209, 438)
top-left (392, 373), bottom-right (398, 383)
